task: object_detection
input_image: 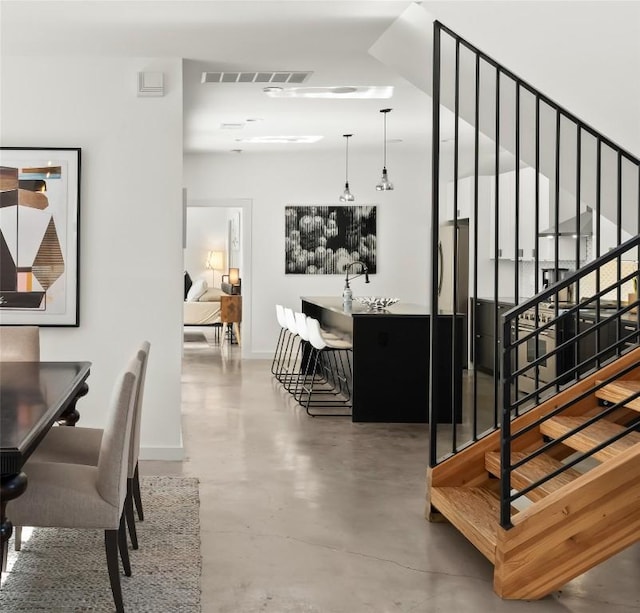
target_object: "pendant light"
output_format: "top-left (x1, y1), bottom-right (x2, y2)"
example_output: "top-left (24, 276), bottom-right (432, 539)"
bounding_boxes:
top-left (376, 108), bottom-right (394, 191)
top-left (339, 134), bottom-right (355, 202)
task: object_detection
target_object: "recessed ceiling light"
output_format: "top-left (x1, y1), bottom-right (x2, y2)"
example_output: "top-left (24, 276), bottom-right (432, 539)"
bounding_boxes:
top-left (235, 136), bottom-right (323, 144)
top-left (220, 122), bottom-right (245, 130)
top-left (263, 86), bottom-right (394, 99)
top-left (245, 118), bottom-right (263, 123)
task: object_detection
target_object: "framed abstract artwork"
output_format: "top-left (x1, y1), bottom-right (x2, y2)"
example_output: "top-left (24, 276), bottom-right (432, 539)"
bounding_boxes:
top-left (285, 205), bottom-right (376, 274)
top-left (0, 147), bottom-right (81, 326)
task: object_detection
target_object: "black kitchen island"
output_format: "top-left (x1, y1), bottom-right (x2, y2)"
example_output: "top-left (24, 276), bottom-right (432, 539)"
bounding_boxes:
top-left (301, 297), bottom-right (463, 423)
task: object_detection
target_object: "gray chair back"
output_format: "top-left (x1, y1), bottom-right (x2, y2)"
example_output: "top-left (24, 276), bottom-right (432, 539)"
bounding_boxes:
top-left (96, 355), bottom-right (141, 510)
top-left (128, 341), bottom-right (150, 478)
top-left (0, 326), bottom-right (40, 361)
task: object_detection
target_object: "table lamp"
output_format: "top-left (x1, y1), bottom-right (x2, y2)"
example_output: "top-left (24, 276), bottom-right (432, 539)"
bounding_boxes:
top-left (206, 251), bottom-right (224, 287)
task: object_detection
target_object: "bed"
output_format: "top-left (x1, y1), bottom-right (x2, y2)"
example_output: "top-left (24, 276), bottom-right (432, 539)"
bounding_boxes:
top-left (183, 276), bottom-right (222, 326)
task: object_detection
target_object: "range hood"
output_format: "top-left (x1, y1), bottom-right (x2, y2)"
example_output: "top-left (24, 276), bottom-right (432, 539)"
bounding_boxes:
top-left (539, 209), bottom-right (593, 237)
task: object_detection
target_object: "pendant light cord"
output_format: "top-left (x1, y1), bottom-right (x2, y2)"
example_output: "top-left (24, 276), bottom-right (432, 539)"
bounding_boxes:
top-left (380, 108), bottom-right (391, 168)
top-left (343, 134), bottom-right (352, 183)
top-left (383, 113), bottom-right (387, 168)
top-left (346, 135), bottom-right (349, 181)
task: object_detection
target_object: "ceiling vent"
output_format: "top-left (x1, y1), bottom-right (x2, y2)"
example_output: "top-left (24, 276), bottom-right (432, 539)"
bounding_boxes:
top-left (201, 71), bottom-right (312, 85)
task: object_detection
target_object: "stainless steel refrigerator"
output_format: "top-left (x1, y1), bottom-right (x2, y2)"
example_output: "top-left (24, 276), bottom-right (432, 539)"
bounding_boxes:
top-left (437, 220), bottom-right (469, 367)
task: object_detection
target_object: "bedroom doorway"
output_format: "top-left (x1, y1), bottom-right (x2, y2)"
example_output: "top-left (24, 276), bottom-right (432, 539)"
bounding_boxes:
top-left (184, 198), bottom-right (252, 358)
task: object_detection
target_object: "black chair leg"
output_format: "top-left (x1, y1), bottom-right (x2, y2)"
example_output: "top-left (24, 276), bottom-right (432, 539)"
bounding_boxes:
top-left (104, 529), bottom-right (125, 613)
top-left (118, 514), bottom-right (131, 577)
top-left (124, 483), bottom-right (139, 550)
top-left (1, 539), bottom-right (7, 573)
top-left (131, 465), bottom-right (144, 521)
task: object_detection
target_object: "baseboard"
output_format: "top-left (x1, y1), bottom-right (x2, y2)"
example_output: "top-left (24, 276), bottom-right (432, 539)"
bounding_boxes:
top-left (139, 445), bottom-right (184, 461)
top-left (244, 351), bottom-right (273, 360)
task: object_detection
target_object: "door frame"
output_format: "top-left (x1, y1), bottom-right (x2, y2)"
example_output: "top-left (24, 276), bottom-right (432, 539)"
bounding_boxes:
top-left (186, 197), bottom-right (253, 358)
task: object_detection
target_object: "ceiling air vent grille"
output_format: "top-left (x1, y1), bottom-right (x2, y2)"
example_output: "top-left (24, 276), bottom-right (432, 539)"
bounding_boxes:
top-left (201, 71), bottom-right (312, 84)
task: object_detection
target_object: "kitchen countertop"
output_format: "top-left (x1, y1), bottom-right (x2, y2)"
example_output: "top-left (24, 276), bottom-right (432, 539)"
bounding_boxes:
top-left (576, 308), bottom-right (639, 323)
top-left (475, 297), bottom-right (521, 305)
top-left (301, 296), bottom-right (429, 316)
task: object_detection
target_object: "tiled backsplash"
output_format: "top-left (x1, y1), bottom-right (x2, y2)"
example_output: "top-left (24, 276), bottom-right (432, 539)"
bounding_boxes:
top-left (579, 260), bottom-right (638, 302)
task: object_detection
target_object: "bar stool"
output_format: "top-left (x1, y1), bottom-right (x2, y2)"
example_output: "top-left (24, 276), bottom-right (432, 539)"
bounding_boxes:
top-left (292, 311), bottom-right (324, 401)
top-left (273, 305), bottom-right (297, 382)
top-left (299, 316), bottom-right (353, 417)
top-left (293, 312), bottom-right (340, 405)
top-left (281, 307), bottom-right (304, 391)
top-left (271, 305), bottom-right (288, 376)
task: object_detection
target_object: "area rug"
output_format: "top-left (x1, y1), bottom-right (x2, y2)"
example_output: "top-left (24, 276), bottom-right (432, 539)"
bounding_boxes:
top-left (184, 331), bottom-right (208, 343)
top-left (0, 476), bottom-right (201, 612)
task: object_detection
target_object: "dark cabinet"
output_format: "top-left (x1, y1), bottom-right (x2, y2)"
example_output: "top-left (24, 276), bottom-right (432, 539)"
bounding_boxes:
top-left (301, 298), bottom-right (463, 423)
top-left (622, 320), bottom-right (639, 348)
top-left (473, 299), bottom-right (514, 375)
top-left (475, 332), bottom-right (495, 373)
top-left (576, 315), bottom-right (639, 374)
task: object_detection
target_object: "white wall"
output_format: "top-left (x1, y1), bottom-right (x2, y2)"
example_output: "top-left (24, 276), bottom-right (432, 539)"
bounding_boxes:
top-left (1, 55), bottom-right (185, 459)
top-left (375, 2), bottom-right (640, 235)
top-left (185, 146), bottom-right (431, 356)
top-left (184, 207), bottom-right (230, 288)
top-left (422, 1), bottom-right (640, 156)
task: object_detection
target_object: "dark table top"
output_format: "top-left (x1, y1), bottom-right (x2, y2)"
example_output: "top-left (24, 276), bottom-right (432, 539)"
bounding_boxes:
top-left (0, 361), bottom-right (91, 474)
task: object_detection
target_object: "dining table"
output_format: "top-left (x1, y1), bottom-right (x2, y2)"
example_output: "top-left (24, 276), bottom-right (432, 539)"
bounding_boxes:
top-left (0, 360), bottom-right (91, 562)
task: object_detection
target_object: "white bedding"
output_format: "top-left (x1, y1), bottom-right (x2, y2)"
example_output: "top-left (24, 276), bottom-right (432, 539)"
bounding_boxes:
top-left (184, 287), bottom-right (222, 325)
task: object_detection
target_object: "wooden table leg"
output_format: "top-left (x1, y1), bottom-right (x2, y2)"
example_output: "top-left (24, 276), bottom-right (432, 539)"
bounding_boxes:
top-left (57, 381), bottom-right (89, 426)
top-left (233, 323), bottom-right (241, 346)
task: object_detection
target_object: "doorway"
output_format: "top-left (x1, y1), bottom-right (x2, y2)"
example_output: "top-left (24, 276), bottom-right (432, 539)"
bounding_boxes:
top-left (184, 198), bottom-right (252, 357)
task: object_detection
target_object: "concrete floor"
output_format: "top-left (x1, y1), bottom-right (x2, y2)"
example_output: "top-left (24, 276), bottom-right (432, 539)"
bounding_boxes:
top-left (142, 330), bottom-right (640, 612)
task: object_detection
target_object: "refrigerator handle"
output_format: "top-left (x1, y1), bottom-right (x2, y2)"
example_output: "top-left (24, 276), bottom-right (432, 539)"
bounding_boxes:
top-left (438, 241), bottom-right (444, 296)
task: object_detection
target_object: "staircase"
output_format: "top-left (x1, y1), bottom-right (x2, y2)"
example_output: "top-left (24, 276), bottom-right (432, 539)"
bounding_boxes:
top-left (427, 346), bottom-right (640, 599)
top-left (428, 21), bottom-right (640, 600)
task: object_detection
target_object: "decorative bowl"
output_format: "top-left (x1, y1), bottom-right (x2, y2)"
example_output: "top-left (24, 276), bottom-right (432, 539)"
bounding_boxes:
top-left (354, 296), bottom-right (399, 310)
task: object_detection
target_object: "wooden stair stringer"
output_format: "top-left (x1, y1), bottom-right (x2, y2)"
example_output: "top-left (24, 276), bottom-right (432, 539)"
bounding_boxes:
top-left (428, 346), bottom-right (640, 499)
top-left (425, 347), bottom-right (640, 521)
top-left (493, 442), bottom-right (640, 600)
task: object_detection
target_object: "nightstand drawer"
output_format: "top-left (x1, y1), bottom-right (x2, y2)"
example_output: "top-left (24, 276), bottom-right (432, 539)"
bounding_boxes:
top-left (221, 295), bottom-right (242, 323)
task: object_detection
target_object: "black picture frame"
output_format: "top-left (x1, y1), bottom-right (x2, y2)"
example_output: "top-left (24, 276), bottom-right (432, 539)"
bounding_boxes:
top-left (0, 147), bottom-right (81, 326)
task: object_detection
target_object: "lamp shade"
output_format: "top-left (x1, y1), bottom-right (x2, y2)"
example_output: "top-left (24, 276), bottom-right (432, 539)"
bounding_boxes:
top-left (207, 251), bottom-right (224, 270)
top-left (229, 267), bottom-right (240, 285)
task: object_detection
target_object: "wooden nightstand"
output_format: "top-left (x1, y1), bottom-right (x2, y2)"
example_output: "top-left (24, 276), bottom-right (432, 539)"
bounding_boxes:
top-left (220, 294), bottom-right (242, 345)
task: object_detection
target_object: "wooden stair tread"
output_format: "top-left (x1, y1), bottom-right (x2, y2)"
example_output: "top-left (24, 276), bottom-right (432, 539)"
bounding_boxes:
top-left (430, 486), bottom-right (501, 563)
top-left (595, 380), bottom-right (640, 411)
top-left (485, 451), bottom-right (582, 501)
top-left (540, 416), bottom-right (640, 461)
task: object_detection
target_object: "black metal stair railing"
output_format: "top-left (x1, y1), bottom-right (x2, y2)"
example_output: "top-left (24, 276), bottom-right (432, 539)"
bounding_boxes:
top-left (499, 235), bottom-right (640, 527)
top-left (429, 20), bottom-right (640, 468)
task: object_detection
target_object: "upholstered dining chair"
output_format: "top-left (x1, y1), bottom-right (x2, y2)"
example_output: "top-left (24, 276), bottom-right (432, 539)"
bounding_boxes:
top-left (6, 354), bottom-right (140, 613)
top-left (0, 325), bottom-right (40, 361)
top-left (20, 341), bottom-right (150, 551)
